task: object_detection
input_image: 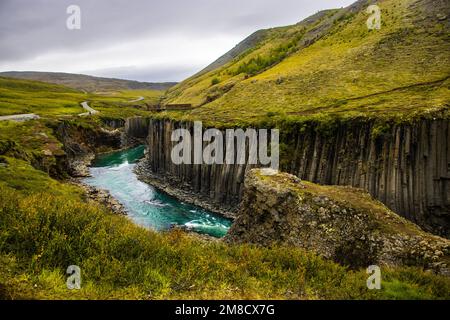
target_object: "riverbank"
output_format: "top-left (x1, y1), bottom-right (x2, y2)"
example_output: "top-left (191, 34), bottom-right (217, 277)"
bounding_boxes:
top-left (76, 181), bottom-right (128, 215)
top-left (65, 154), bottom-right (127, 216)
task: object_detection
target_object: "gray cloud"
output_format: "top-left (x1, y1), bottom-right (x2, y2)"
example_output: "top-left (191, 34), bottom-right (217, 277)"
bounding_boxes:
top-left (86, 64), bottom-right (201, 83)
top-left (0, 0), bottom-right (355, 81)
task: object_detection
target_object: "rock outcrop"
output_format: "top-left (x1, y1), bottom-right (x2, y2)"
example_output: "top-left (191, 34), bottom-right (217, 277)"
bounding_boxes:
top-left (78, 183), bottom-right (127, 215)
top-left (226, 169), bottom-right (450, 274)
top-left (122, 117), bottom-right (150, 146)
top-left (54, 120), bottom-right (122, 177)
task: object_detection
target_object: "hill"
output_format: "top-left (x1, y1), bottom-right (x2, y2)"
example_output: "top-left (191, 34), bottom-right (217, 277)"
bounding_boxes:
top-left (162, 0), bottom-right (450, 126)
top-left (0, 76), bottom-right (163, 118)
top-left (0, 71), bottom-right (176, 93)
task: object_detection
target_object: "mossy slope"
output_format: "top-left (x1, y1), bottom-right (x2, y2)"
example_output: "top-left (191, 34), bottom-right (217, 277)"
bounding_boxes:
top-left (162, 0), bottom-right (450, 126)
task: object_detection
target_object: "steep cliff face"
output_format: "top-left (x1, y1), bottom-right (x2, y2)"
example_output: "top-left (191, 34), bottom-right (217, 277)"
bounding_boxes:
top-left (226, 169), bottom-right (450, 273)
top-left (141, 117), bottom-right (449, 237)
top-left (122, 117), bottom-right (150, 146)
top-left (54, 120), bottom-right (122, 176)
top-left (282, 118), bottom-right (450, 238)
top-left (144, 119), bottom-right (254, 213)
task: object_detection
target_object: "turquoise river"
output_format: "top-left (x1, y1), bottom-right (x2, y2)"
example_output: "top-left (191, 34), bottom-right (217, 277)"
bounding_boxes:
top-left (84, 146), bottom-right (232, 237)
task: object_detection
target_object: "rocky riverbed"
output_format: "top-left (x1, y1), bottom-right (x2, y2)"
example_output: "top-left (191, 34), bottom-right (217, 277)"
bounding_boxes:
top-left (65, 150), bottom-right (127, 215)
top-left (77, 182), bottom-right (128, 215)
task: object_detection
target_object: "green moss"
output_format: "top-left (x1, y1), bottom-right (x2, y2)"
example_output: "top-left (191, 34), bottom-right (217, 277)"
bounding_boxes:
top-left (0, 120), bottom-right (64, 165)
top-left (0, 157), bottom-right (81, 197)
top-left (211, 78), bottom-right (221, 86)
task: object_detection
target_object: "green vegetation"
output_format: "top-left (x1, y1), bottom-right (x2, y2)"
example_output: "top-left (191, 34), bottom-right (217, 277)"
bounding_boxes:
top-left (211, 77), bottom-right (221, 86)
top-left (0, 77), bottom-right (86, 117)
top-left (0, 157), bottom-right (82, 197)
top-left (0, 181), bottom-right (449, 300)
top-left (162, 0), bottom-right (450, 127)
top-left (0, 120), bottom-right (65, 175)
top-left (231, 29), bottom-right (306, 77)
top-left (0, 76), bottom-right (164, 119)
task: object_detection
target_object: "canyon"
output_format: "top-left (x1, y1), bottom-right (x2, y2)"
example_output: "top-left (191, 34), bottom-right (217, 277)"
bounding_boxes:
top-left (118, 116), bottom-right (449, 239)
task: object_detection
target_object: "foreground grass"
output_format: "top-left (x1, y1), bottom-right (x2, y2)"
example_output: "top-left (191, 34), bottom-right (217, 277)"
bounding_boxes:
top-left (0, 165), bottom-right (448, 300)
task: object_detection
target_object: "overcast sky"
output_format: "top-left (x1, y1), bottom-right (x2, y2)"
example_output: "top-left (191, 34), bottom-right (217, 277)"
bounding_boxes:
top-left (0, 0), bottom-right (355, 82)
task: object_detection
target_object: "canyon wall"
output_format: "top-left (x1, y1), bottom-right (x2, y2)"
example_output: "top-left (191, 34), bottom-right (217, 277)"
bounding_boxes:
top-left (284, 119), bottom-right (449, 238)
top-left (122, 117), bottom-right (150, 146)
top-left (134, 117), bottom-right (449, 238)
top-left (144, 119), bottom-right (255, 213)
top-left (101, 118), bottom-right (126, 129)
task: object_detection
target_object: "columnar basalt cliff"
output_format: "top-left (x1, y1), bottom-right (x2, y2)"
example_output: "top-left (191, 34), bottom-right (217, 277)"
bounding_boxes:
top-left (283, 118), bottom-right (450, 238)
top-left (122, 117), bottom-right (150, 146)
top-left (139, 117), bottom-right (449, 237)
top-left (141, 119), bottom-right (256, 214)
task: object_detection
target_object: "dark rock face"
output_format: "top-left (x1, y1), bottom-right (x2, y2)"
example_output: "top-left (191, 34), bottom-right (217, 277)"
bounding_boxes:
top-left (226, 169), bottom-right (450, 273)
top-left (283, 119), bottom-right (450, 238)
top-left (122, 117), bottom-right (150, 146)
top-left (56, 121), bottom-right (122, 157)
top-left (78, 183), bottom-right (127, 215)
top-left (144, 119), bottom-right (255, 215)
top-left (54, 120), bottom-right (122, 177)
top-left (141, 118), bottom-right (449, 237)
top-left (101, 118), bottom-right (125, 129)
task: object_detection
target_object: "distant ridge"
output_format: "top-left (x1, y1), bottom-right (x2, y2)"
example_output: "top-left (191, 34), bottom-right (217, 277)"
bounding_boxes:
top-left (0, 71), bottom-right (177, 92)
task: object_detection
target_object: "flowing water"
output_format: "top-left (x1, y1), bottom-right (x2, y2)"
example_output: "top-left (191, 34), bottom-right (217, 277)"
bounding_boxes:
top-left (84, 146), bottom-right (232, 237)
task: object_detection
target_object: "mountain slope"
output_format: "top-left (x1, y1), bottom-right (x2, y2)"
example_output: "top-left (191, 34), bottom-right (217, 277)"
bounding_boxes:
top-left (196, 29), bottom-right (269, 76)
top-left (162, 0), bottom-right (450, 126)
top-left (0, 71), bottom-right (176, 93)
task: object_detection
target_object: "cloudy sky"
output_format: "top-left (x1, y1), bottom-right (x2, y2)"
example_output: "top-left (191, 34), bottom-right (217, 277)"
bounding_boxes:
top-left (0, 0), bottom-right (355, 82)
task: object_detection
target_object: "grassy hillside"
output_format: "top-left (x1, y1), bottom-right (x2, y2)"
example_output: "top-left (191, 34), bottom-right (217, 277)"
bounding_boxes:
top-left (162, 0), bottom-right (450, 126)
top-left (0, 76), bottom-right (163, 118)
top-left (0, 71), bottom-right (176, 93)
